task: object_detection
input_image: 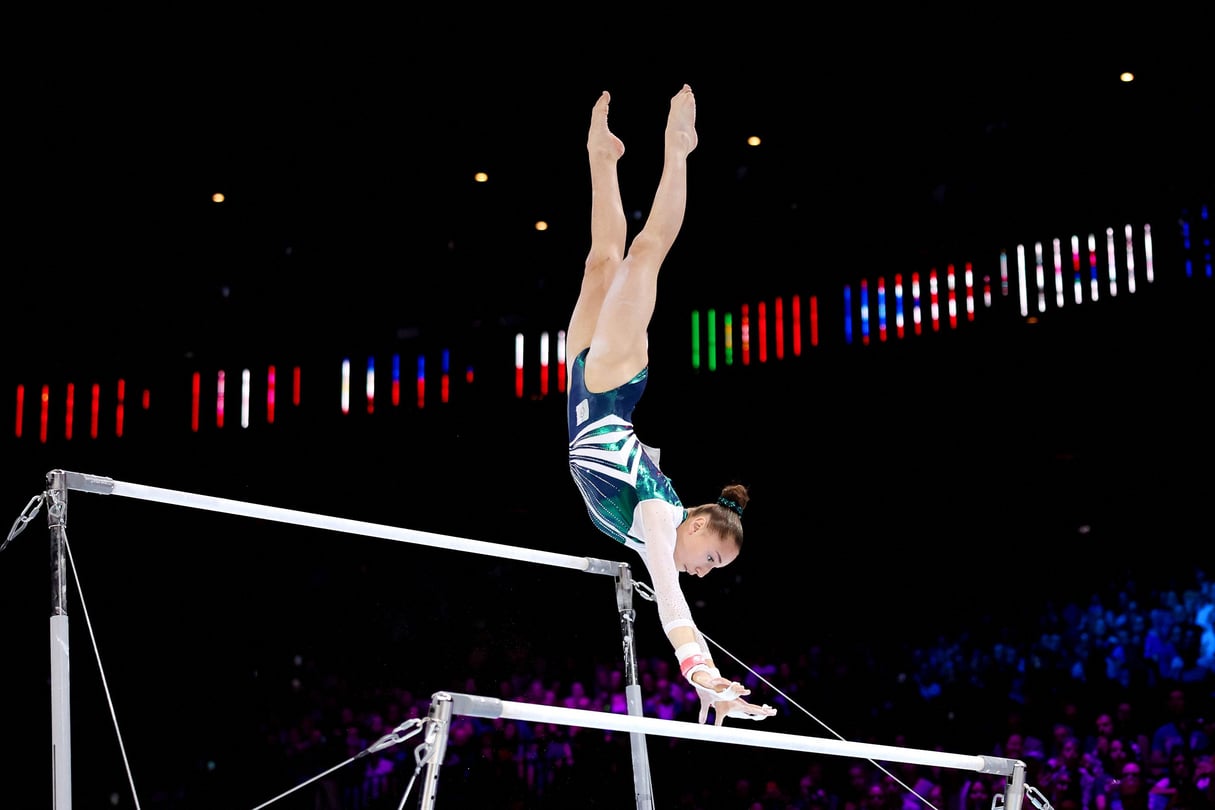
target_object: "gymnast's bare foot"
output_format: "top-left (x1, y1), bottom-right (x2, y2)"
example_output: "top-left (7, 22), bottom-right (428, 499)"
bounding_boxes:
top-left (588, 90), bottom-right (626, 161)
top-left (666, 83), bottom-right (697, 156)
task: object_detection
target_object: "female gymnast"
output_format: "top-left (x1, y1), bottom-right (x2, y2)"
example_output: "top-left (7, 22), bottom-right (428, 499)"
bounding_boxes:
top-left (566, 83), bottom-right (776, 726)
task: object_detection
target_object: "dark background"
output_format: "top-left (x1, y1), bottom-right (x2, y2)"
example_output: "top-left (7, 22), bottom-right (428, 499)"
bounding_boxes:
top-left (2, 12), bottom-right (1212, 809)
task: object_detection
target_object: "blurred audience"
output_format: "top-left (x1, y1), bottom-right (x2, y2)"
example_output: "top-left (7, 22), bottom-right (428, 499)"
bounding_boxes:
top-left (257, 568), bottom-right (1214, 809)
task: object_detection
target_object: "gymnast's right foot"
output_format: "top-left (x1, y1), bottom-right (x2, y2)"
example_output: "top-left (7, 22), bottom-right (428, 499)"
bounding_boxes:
top-left (588, 90), bottom-right (626, 161)
top-left (666, 83), bottom-right (698, 157)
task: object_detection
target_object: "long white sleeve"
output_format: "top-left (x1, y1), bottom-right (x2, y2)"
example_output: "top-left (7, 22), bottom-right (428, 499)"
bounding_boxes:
top-left (632, 499), bottom-right (708, 655)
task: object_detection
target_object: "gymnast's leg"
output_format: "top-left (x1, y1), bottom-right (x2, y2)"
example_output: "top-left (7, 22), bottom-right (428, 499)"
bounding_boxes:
top-left (572, 84), bottom-right (698, 393)
top-left (566, 89), bottom-right (628, 373)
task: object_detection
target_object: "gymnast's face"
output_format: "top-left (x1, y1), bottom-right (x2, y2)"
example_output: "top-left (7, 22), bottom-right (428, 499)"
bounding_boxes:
top-left (674, 515), bottom-right (738, 578)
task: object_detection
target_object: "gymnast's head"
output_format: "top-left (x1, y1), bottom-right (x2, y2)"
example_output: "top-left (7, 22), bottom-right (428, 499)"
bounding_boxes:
top-left (674, 482), bottom-right (749, 578)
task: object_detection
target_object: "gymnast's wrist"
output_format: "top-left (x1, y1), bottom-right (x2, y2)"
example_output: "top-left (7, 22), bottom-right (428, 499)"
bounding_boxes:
top-left (676, 643), bottom-right (705, 680)
top-left (684, 663), bottom-right (723, 688)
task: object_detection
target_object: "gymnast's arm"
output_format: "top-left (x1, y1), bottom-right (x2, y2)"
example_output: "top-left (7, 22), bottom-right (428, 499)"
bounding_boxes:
top-left (636, 500), bottom-right (774, 723)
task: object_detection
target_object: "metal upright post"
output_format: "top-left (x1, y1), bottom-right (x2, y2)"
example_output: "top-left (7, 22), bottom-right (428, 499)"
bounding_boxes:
top-left (46, 469), bottom-right (72, 809)
top-left (615, 562), bottom-right (654, 810)
top-left (417, 692), bottom-right (453, 808)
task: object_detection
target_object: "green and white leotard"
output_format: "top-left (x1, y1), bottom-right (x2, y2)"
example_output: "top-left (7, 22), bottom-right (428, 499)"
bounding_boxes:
top-left (567, 348), bottom-right (698, 639)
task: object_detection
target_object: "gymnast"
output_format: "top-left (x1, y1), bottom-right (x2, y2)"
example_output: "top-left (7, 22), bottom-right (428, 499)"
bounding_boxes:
top-left (566, 83), bottom-right (776, 726)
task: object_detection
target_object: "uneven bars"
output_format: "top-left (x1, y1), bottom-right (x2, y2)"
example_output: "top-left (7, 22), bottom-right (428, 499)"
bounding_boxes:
top-left (440, 692), bottom-right (1021, 777)
top-left (53, 469), bottom-right (620, 576)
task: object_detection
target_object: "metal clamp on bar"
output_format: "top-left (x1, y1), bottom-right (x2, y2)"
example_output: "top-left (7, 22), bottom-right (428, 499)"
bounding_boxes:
top-left (3, 494), bottom-right (44, 551)
top-left (1025, 785), bottom-right (1053, 810)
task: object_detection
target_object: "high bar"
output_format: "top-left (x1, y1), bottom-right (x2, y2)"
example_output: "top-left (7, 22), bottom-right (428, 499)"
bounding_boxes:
top-left (47, 469), bottom-right (621, 575)
top-left (440, 692), bottom-right (1021, 777)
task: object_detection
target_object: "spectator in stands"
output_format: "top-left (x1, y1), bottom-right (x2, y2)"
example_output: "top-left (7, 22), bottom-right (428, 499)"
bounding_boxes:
top-left (1094, 737), bottom-right (1138, 810)
top-left (841, 762), bottom-right (876, 810)
top-left (1041, 735), bottom-right (1093, 810)
top-left (1116, 700), bottom-right (1154, 762)
top-left (1153, 688), bottom-right (1211, 758)
top-left (1148, 749), bottom-right (1195, 810)
top-left (1110, 760), bottom-right (1151, 810)
top-left (957, 773), bottom-right (991, 810)
top-left (1191, 753), bottom-right (1215, 810)
top-left (1088, 712), bottom-right (1120, 760)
